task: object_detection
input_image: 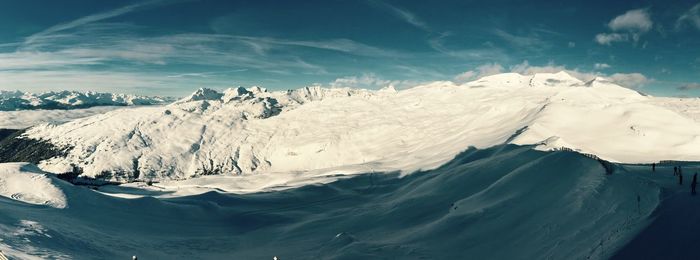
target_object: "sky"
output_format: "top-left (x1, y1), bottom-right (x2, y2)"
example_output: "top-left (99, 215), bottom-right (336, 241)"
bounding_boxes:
top-left (0, 0), bottom-right (699, 97)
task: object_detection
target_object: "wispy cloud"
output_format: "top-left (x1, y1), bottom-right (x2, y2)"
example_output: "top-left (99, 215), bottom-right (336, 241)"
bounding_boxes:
top-left (2, 11), bottom-right (413, 91)
top-left (367, 0), bottom-right (430, 32)
top-left (366, 0), bottom-right (509, 63)
top-left (228, 35), bottom-right (405, 58)
top-left (428, 33), bottom-right (507, 60)
top-left (0, 0), bottom-right (425, 94)
top-left (24, 0), bottom-right (171, 45)
top-left (492, 29), bottom-right (550, 51)
top-left (6, 3), bottom-right (405, 70)
top-left (677, 3), bottom-right (700, 30)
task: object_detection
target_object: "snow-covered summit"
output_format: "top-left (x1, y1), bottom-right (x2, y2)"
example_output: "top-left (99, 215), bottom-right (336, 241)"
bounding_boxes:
top-left (465, 71), bottom-right (587, 88)
top-left (9, 72), bottom-right (700, 184)
top-left (0, 90), bottom-right (174, 111)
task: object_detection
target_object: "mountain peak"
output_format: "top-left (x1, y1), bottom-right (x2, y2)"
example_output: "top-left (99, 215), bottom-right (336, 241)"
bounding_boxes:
top-left (181, 88), bottom-right (223, 102)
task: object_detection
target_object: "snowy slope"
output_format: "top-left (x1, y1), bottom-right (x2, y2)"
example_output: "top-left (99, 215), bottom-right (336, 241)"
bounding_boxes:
top-left (0, 163), bottom-right (67, 208)
top-left (15, 72), bottom-right (700, 184)
top-left (0, 145), bottom-right (664, 259)
top-left (0, 90), bottom-right (173, 111)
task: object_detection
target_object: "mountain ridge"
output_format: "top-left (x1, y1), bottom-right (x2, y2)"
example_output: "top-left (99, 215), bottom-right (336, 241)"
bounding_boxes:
top-left (0, 90), bottom-right (175, 111)
top-left (3, 72), bottom-right (700, 184)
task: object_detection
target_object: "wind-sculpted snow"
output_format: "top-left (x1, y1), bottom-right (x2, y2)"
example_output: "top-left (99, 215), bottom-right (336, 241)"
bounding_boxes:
top-left (0, 163), bottom-right (67, 208)
top-left (0, 145), bottom-right (664, 259)
top-left (12, 71), bottom-right (700, 183)
top-left (0, 90), bottom-right (173, 111)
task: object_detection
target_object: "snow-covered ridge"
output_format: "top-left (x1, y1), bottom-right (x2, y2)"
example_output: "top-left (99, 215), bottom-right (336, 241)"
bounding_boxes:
top-left (13, 71), bottom-right (700, 184)
top-left (0, 90), bottom-right (174, 111)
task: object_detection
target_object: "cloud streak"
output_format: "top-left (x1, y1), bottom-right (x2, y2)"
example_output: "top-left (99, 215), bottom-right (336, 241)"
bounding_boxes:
top-left (677, 3), bottom-right (700, 30)
top-left (25, 0), bottom-right (170, 45)
top-left (492, 29), bottom-right (549, 50)
top-left (368, 0), bottom-right (430, 32)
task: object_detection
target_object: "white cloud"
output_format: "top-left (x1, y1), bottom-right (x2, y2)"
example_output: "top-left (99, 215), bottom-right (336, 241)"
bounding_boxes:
top-left (595, 8), bottom-right (653, 45)
top-left (595, 33), bottom-right (629, 45)
top-left (454, 63), bottom-right (504, 82)
top-left (594, 63), bottom-right (611, 69)
top-left (608, 9), bottom-right (653, 32)
top-left (568, 42), bottom-right (576, 48)
top-left (677, 3), bottom-right (700, 30)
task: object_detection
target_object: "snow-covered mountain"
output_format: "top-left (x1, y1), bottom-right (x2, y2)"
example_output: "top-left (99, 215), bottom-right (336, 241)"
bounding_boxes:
top-left (0, 90), bottom-right (174, 111)
top-left (7, 71), bottom-right (700, 183)
top-left (0, 144), bottom-right (663, 259)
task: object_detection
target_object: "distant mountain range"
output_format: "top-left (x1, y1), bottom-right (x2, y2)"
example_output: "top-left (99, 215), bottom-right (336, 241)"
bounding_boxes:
top-left (0, 90), bottom-right (175, 111)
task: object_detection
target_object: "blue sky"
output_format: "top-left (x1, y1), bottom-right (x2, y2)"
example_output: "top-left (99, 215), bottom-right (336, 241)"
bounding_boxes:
top-left (0, 0), bottom-right (699, 96)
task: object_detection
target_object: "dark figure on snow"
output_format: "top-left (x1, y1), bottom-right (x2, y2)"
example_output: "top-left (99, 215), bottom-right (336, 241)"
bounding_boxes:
top-left (679, 171), bottom-right (684, 185)
top-left (692, 173), bottom-right (698, 195)
top-left (652, 163), bottom-right (656, 172)
top-left (674, 166), bottom-right (678, 176)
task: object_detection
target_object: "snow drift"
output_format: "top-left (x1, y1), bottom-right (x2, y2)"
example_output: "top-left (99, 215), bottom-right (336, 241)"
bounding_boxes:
top-left (0, 163), bottom-right (67, 208)
top-left (6, 71), bottom-right (700, 183)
